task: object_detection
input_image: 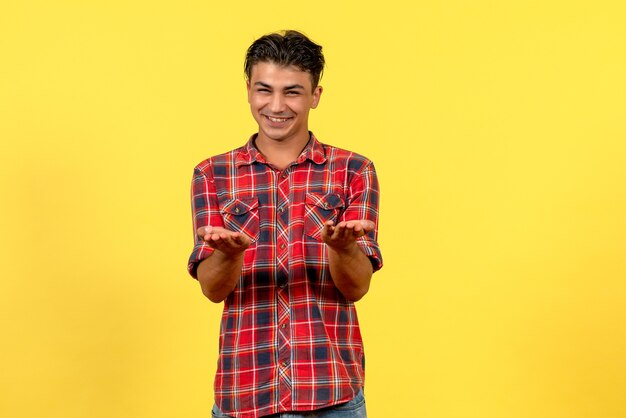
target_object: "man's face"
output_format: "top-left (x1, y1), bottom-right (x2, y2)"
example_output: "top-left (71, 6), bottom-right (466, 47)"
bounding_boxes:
top-left (247, 61), bottom-right (322, 145)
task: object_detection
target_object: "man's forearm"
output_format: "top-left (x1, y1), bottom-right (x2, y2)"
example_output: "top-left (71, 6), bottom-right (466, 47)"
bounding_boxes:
top-left (197, 251), bottom-right (243, 303)
top-left (327, 243), bottom-right (373, 302)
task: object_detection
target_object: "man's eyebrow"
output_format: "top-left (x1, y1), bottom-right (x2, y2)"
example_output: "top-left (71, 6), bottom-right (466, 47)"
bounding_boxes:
top-left (284, 84), bottom-right (305, 90)
top-left (253, 82), bottom-right (305, 90)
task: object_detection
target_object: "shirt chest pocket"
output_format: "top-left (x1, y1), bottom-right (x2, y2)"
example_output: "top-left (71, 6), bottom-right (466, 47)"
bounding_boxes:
top-left (304, 193), bottom-right (345, 241)
top-left (220, 196), bottom-right (260, 242)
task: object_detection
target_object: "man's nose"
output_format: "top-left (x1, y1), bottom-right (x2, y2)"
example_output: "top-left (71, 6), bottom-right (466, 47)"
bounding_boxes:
top-left (269, 93), bottom-right (285, 113)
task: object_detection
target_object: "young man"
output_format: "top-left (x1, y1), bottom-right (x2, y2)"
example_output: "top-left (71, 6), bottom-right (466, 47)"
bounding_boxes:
top-left (188, 30), bottom-right (383, 417)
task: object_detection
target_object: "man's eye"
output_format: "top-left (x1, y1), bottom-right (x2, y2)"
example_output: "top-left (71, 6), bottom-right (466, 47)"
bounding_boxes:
top-left (257, 88), bottom-right (270, 93)
top-left (286, 91), bottom-right (299, 96)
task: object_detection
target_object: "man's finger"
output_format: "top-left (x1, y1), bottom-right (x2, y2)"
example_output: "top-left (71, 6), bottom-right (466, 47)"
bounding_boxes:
top-left (197, 226), bottom-right (212, 239)
top-left (322, 220), bottom-right (335, 236)
top-left (232, 233), bottom-right (249, 246)
top-left (333, 222), bottom-right (348, 240)
top-left (344, 222), bottom-right (355, 235)
top-left (360, 220), bottom-right (375, 231)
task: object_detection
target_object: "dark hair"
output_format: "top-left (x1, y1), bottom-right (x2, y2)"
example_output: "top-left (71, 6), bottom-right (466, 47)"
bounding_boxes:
top-left (244, 30), bottom-right (325, 89)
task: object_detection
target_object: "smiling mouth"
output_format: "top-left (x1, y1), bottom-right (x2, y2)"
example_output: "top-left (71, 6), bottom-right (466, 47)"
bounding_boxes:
top-left (264, 115), bottom-right (292, 123)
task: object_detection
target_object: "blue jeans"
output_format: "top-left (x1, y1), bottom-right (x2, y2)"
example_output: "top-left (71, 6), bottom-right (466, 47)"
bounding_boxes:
top-left (211, 390), bottom-right (367, 417)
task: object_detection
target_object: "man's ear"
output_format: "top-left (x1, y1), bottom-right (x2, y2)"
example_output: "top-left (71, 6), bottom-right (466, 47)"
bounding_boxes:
top-left (311, 85), bottom-right (323, 109)
top-left (246, 80), bottom-right (251, 103)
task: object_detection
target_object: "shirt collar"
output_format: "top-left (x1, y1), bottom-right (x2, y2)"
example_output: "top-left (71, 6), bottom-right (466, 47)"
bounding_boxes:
top-left (235, 132), bottom-right (327, 167)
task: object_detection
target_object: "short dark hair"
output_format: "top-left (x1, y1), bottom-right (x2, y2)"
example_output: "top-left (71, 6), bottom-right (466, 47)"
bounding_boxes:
top-left (244, 30), bottom-right (325, 89)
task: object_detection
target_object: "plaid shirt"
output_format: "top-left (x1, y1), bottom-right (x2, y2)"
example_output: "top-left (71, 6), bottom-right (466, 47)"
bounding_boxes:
top-left (188, 133), bottom-right (382, 418)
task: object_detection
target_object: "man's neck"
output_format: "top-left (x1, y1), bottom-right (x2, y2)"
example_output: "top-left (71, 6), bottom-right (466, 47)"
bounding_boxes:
top-left (254, 132), bottom-right (310, 171)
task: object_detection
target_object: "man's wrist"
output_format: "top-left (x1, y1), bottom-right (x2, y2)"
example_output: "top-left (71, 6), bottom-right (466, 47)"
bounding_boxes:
top-left (211, 247), bottom-right (246, 262)
top-left (326, 240), bottom-right (361, 256)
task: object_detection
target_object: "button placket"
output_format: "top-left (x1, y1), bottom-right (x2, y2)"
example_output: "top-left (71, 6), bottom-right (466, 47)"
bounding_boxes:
top-left (275, 170), bottom-right (292, 401)
top-left (275, 173), bottom-right (290, 267)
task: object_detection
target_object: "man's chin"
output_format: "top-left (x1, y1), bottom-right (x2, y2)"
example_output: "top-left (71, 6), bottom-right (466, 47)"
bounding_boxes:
top-left (258, 128), bottom-right (293, 142)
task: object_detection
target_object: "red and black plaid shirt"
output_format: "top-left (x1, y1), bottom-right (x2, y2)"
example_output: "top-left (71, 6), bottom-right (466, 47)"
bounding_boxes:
top-left (188, 133), bottom-right (382, 417)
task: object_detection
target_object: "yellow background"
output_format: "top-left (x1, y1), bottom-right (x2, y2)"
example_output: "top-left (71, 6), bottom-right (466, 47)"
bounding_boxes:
top-left (1, 1), bottom-right (625, 417)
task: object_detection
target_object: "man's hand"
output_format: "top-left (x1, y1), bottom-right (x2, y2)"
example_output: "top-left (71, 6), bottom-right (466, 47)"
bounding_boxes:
top-left (321, 220), bottom-right (375, 250)
top-left (196, 226), bottom-right (251, 303)
top-left (321, 220), bottom-right (375, 301)
top-left (197, 226), bottom-right (251, 256)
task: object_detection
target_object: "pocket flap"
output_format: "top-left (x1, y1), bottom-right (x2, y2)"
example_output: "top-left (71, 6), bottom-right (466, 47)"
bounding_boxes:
top-left (221, 196), bottom-right (259, 215)
top-left (305, 193), bottom-right (344, 210)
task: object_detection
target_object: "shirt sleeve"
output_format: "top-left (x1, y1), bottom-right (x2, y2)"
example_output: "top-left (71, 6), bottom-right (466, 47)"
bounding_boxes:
top-left (187, 163), bottom-right (225, 279)
top-left (340, 160), bottom-right (383, 272)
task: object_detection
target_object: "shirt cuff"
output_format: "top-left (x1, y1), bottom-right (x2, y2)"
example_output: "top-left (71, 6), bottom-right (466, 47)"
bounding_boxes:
top-left (356, 237), bottom-right (383, 272)
top-left (187, 243), bottom-right (215, 279)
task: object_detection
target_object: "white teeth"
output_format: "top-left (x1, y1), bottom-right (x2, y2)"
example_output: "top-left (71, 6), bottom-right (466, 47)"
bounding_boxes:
top-left (268, 116), bottom-right (288, 122)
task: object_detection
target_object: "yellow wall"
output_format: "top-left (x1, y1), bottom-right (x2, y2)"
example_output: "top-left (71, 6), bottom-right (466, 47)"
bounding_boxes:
top-left (1, 1), bottom-right (625, 417)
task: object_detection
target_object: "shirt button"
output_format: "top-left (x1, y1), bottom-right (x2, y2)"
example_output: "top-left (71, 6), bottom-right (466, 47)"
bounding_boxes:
top-left (234, 207), bottom-right (240, 214)
top-left (282, 361), bottom-right (288, 367)
top-left (280, 243), bottom-right (286, 249)
top-left (281, 323), bottom-right (286, 329)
